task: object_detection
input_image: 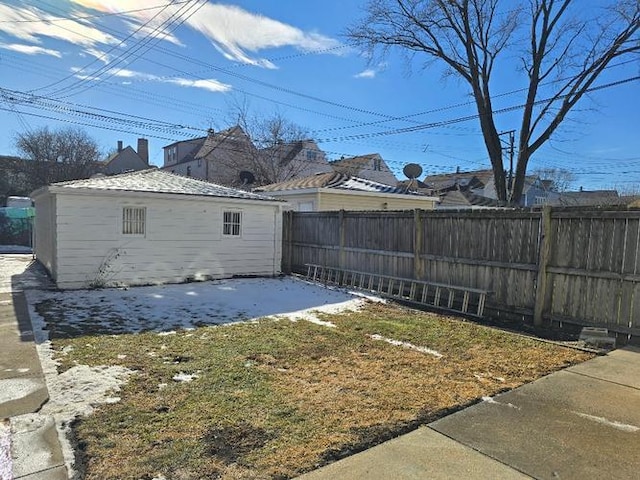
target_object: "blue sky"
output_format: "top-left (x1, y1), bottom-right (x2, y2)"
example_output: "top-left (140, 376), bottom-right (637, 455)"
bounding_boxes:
top-left (0, 0), bottom-right (638, 191)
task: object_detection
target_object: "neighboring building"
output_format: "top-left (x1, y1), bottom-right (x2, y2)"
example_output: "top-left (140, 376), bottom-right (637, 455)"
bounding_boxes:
top-left (102, 139), bottom-right (150, 175)
top-left (255, 172), bottom-right (438, 211)
top-left (481, 175), bottom-right (560, 206)
top-left (32, 169), bottom-right (284, 289)
top-left (423, 168), bottom-right (562, 207)
top-left (258, 139), bottom-right (333, 182)
top-left (330, 154), bottom-right (398, 186)
top-left (161, 126), bottom-right (258, 188)
top-left (423, 169), bottom-right (494, 195)
top-left (436, 188), bottom-right (505, 209)
top-left (555, 189), bottom-right (621, 206)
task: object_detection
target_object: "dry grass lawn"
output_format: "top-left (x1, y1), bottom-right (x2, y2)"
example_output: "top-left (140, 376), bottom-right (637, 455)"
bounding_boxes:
top-left (45, 301), bottom-right (593, 480)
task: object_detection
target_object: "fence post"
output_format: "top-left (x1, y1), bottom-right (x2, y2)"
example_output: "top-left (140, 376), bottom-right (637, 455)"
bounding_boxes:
top-left (533, 206), bottom-right (553, 326)
top-left (339, 209), bottom-right (346, 269)
top-left (413, 209), bottom-right (424, 280)
top-left (282, 211), bottom-right (293, 274)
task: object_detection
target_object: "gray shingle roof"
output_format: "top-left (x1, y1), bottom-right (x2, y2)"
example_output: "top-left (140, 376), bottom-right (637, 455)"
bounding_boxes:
top-left (256, 172), bottom-right (418, 195)
top-left (51, 169), bottom-right (281, 202)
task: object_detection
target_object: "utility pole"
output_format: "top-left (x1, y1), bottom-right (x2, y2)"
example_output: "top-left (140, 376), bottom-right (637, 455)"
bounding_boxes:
top-left (498, 130), bottom-right (516, 201)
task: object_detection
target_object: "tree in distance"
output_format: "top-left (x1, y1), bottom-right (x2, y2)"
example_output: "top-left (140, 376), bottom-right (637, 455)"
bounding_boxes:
top-left (348, 0), bottom-right (640, 205)
top-left (14, 126), bottom-right (102, 191)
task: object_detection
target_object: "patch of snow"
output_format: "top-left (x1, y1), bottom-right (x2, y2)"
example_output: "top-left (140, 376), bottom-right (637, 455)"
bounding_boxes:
top-left (0, 419), bottom-right (11, 480)
top-left (573, 412), bottom-right (640, 432)
top-left (369, 334), bottom-right (443, 358)
top-left (0, 254), bottom-right (51, 293)
top-left (22, 276), bottom-right (385, 477)
top-left (172, 372), bottom-right (199, 383)
top-left (481, 396), bottom-right (520, 410)
top-left (117, 354), bottom-right (127, 359)
top-left (157, 331), bottom-right (176, 336)
top-left (26, 304), bottom-right (135, 480)
top-left (24, 277), bottom-right (382, 335)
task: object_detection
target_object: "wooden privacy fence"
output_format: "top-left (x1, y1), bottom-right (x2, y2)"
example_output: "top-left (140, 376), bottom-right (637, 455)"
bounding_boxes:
top-left (282, 207), bottom-right (640, 337)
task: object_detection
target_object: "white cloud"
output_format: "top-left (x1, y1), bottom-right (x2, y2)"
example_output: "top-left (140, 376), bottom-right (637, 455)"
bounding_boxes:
top-left (70, 0), bottom-right (342, 67)
top-left (79, 67), bottom-right (232, 93)
top-left (81, 47), bottom-right (113, 64)
top-left (0, 4), bottom-right (118, 47)
top-left (0, 43), bottom-right (62, 58)
top-left (354, 69), bottom-right (376, 79)
top-left (354, 62), bottom-right (388, 79)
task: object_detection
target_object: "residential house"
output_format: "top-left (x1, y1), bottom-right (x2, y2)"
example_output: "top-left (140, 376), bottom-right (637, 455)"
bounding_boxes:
top-left (555, 189), bottom-right (621, 206)
top-left (102, 138), bottom-right (150, 175)
top-left (255, 171), bottom-right (438, 211)
top-left (32, 169), bottom-right (285, 289)
top-left (481, 175), bottom-right (560, 206)
top-left (161, 126), bottom-right (259, 188)
top-left (258, 139), bottom-right (333, 183)
top-left (437, 187), bottom-right (505, 209)
top-left (423, 169), bottom-right (494, 195)
top-left (330, 154), bottom-right (398, 186)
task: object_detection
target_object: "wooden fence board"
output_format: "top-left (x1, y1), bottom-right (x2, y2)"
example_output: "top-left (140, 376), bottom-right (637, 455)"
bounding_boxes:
top-left (285, 208), bottom-right (640, 336)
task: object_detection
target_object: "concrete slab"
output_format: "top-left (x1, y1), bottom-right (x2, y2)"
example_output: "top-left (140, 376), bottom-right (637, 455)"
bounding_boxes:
top-left (431, 369), bottom-right (640, 480)
top-left (17, 465), bottom-right (68, 480)
top-left (0, 378), bottom-right (49, 420)
top-left (296, 427), bottom-right (529, 480)
top-left (10, 414), bottom-right (66, 479)
top-left (567, 346), bottom-right (640, 389)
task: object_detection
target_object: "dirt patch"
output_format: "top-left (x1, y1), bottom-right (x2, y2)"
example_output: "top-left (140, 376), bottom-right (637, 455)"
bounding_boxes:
top-left (204, 422), bottom-right (275, 465)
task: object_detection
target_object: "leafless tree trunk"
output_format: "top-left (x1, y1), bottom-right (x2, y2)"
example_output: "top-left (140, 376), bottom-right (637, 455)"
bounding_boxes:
top-left (348, 0), bottom-right (640, 204)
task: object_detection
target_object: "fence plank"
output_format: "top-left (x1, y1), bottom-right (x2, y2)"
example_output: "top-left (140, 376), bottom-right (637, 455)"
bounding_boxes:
top-left (286, 207), bottom-right (640, 336)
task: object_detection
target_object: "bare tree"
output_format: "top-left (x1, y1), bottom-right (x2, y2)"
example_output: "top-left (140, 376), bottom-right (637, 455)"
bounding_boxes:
top-left (14, 126), bottom-right (102, 190)
top-left (227, 102), bottom-right (321, 186)
top-left (348, 0), bottom-right (640, 205)
top-left (532, 167), bottom-right (576, 191)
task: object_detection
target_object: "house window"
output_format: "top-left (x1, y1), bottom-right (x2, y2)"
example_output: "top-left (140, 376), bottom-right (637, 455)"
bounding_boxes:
top-left (306, 150), bottom-right (317, 161)
top-left (122, 207), bottom-right (146, 235)
top-left (373, 158), bottom-right (382, 171)
top-left (197, 159), bottom-right (202, 167)
top-left (186, 166), bottom-right (192, 177)
top-left (223, 211), bottom-right (242, 236)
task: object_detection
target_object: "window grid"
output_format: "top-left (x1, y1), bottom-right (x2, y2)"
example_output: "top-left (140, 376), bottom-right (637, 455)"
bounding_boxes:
top-left (223, 211), bottom-right (242, 236)
top-left (122, 207), bottom-right (146, 235)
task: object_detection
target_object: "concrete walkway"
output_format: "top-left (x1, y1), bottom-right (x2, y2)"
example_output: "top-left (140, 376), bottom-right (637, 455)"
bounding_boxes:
top-left (0, 255), bottom-right (66, 480)
top-left (300, 346), bottom-right (640, 480)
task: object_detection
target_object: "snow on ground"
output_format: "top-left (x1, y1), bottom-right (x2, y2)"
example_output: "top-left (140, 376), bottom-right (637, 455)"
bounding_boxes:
top-left (0, 419), bottom-right (11, 480)
top-left (0, 254), bottom-right (52, 293)
top-left (369, 334), bottom-right (443, 358)
top-left (26, 277), bottom-right (380, 336)
top-left (22, 275), bottom-right (383, 477)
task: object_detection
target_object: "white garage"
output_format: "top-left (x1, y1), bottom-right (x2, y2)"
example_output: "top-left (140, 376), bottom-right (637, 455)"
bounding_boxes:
top-left (32, 169), bottom-right (284, 289)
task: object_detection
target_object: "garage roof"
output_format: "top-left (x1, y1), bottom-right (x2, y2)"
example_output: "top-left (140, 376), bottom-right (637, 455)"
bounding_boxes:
top-left (48, 169), bottom-right (280, 202)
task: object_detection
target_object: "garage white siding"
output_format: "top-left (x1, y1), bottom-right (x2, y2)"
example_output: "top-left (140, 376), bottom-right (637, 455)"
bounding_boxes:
top-left (32, 170), bottom-right (283, 289)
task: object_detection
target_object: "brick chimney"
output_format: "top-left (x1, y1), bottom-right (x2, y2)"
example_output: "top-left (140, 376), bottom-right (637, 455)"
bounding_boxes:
top-left (117, 140), bottom-right (123, 152)
top-left (137, 138), bottom-right (149, 164)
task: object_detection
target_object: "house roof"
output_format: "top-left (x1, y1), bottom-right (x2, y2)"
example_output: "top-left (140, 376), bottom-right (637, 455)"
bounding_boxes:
top-left (438, 188), bottom-right (504, 208)
top-left (42, 169), bottom-right (281, 202)
top-left (256, 171), bottom-right (415, 195)
top-left (194, 125), bottom-right (255, 160)
top-left (424, 169), bottom-right (494, 191)
top-left (330, 154), bottom-right (382, 174)
top-left (557, 190), bottom-right (621, 206)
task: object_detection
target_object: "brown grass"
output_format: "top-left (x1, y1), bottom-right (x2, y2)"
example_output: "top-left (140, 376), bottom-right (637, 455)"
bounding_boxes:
top-left (47, 301), bottom-right (592, 479)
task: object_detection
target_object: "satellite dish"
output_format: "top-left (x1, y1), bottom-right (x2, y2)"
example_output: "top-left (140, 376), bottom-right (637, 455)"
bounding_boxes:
top-left (403, 163), bottom-right (423, 180)
top-left (239, 170), bottom-right (255, 185)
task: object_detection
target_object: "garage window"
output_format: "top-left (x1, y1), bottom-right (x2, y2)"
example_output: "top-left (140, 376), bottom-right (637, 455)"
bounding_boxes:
top-left (122, 207), bottom-right (146, 235)
top-left (223, 211), bottom-right (242, 236)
